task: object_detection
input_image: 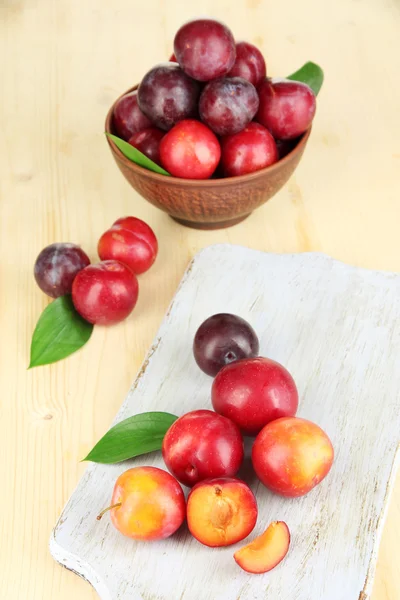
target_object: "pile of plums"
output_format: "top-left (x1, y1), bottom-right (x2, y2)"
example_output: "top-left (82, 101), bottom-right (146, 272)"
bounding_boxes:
top-left (112, 18), bottom-right (317, 179)
top-left (34, 216), bottom-right (157, 325)
top-left (99, 313), bottom-right (334, 575)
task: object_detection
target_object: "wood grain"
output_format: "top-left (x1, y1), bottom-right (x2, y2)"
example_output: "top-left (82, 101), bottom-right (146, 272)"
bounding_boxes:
top-left (0, 0), bottom-right (399, 599)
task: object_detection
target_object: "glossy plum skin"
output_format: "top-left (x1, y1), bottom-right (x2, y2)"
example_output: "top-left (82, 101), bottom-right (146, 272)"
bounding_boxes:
top-left (221, 122), bottom-right (278, 177)
top-left (109, 467), bottom-right (186, 540)
top-left (256, 79), bottom-right (316, 140)
top-left (159, 119), bottom-right (221, 179)
top-left (187, 477), bottom-right (258, 547)
top-left (212, 357), bottom-right (299, 436)
top-left (137, 64), bottom-right (200, 131)
top-left (162, 410), bottom-right (244, 487)
top-left (228, 41), bottom-right (266, 86)
top-left (128, 127), bottom-right (164, 165)
top-left (34, 243), bottom-right (90, 298)
top-left (252, 417), bottom-right (334, 497)
top-left (72, 260), bottom-right (139, 325)
top-left (199, 77), bottom-right (259, 136)
top-left (174, 19), bottom-right (236, 81)
top-left (113, 91), bottom-right (153, 141)
top-left (98, 216), bottom-right (158, 275)
top-left (193, 313), bottom-right (259, 376)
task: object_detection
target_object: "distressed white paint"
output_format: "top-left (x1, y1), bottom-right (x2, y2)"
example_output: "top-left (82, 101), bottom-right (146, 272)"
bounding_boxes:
top-left (50, 245), bottom-right (400, 600)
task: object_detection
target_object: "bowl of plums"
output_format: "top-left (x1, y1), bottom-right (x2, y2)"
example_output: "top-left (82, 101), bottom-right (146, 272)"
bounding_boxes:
top-left (105, 18), bottom-right (320, 229)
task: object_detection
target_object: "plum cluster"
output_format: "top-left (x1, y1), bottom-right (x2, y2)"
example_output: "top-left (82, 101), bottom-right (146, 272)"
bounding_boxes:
top-left (34, 216), bottom-right (157, 325)
top-left (98, 314), bottom-right (334, 575)
top-left (113, 18), bottom-right (316, 179)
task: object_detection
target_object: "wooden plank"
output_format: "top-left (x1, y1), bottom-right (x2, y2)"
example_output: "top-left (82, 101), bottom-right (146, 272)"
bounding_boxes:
top-left (51, 246), bottom-right (400, 600)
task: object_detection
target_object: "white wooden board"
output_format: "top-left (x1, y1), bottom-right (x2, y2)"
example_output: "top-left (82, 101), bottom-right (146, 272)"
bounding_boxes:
top-left (50, 245), bottom-right (400, 600)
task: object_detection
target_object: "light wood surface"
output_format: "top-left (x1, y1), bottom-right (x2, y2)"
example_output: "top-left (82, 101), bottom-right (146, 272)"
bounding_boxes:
top-left (0, 1), bottom-right (399, 599)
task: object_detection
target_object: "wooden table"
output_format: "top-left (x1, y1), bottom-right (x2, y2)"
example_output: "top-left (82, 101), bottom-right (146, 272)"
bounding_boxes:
top-left (1, 1), bottom-right (399, 599)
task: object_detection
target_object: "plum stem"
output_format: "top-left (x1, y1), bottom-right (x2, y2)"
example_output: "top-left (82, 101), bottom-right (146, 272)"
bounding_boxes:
top-left (96, 503), bottom-right (122, 520)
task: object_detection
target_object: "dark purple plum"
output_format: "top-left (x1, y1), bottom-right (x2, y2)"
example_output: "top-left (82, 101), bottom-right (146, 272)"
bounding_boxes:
top-left (276, 138), bottom-right (298, 160)
top-left (137, 64), bottom-right (200, 131)
top-left (34, 243), bottom-right (90, 298)
top-left (228, 41), bottom-right (266, 86)
top-left (193, 313), bottom-right (259, 376)
top-left (199, 77), bottom-right (259, 136)
top-left (113, 91), bottom-right (153, 141)
top-left (128, 127), bottom-right (165, 165)
top-left (174, 19), bottom-right (236, 82)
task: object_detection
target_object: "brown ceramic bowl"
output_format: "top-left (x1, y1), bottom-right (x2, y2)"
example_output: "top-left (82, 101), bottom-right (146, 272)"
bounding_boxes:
top-left (105, 86), bottom-right (311, 230)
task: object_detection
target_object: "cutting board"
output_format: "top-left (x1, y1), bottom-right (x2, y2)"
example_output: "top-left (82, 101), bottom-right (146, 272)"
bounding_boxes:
top-left (50, 245), bottom-right (400, 600)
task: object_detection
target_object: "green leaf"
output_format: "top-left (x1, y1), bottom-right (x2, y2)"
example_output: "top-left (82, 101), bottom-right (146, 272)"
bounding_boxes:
top-left (106, 133), bottom-right (170, 176)
top-left (287, 61), bottom-right (324, 95)
top-left (83, 412), bottom-right (178, 464)
top-left (29, 295), bottom-right (93, 368)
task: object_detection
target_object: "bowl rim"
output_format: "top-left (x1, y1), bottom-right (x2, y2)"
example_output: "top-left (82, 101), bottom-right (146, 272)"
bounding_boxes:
top-left (105, 84), bottom-right (311, 186)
